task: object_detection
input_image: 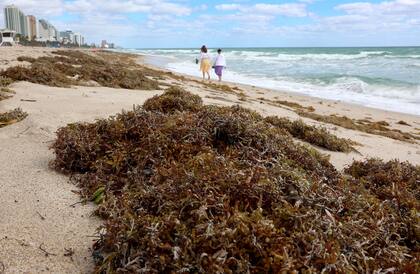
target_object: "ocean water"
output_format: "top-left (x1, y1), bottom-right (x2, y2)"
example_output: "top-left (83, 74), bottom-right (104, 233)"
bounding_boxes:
top-left (123, 47), bottom-right (420, 115)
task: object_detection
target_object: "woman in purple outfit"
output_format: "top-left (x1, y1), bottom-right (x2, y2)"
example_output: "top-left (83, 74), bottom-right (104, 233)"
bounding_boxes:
top-left (213, 49), bottom-right (226, 82)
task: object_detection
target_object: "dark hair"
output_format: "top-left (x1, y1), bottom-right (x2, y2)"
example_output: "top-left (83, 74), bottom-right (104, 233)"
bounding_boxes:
top-left (201, 45), bottom-right (207, 53)
top-left (217, 48), bottom-right (222, 53)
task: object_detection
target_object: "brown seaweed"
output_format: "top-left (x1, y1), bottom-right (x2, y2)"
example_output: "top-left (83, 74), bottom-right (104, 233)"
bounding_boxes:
top-left (265, 116), bottom-right (356, 152)
top-left (0, 76), bottom-right (13, 87)
top-left (0, 108), bottom-right (28, 128)
top-left (1, 51), bottom-right (159, 90)
top-left (298, 111), bottom-right (419, 143)
top-left (51, 89), bottom-right (419, 273)
top-left (143, 86), bottom-right (203, 113)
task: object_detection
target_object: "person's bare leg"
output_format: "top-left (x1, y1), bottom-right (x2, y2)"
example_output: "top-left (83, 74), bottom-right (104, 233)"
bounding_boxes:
top-left (207, 72), bottom-right (210, 80)
top-left (202, 71), bottom-right (205, 80)
top-left (218, 75), bottom-right (222, 82)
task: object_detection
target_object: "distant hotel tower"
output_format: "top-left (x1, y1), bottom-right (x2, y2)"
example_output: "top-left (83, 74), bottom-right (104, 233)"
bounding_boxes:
top-left (26, 15), bottom-right (37, 40)
top-left (4, 5), bottom-right (28, 36)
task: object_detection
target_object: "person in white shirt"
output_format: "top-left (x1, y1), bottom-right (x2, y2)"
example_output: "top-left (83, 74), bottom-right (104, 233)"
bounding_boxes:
top-left (198, 45), bottom-right (211, 80)
top-left (213, 49), bottom-right (226, 82)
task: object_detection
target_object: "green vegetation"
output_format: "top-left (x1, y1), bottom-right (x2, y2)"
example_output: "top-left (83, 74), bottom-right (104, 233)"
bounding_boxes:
top-left (51, 88), bottom-right (419, 273)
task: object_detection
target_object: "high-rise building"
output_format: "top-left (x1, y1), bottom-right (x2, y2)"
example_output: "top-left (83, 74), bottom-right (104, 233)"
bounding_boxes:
top-left (19, 11), bottom-right (28, 37)
top-left (4, 5), bottom-right (29, 37)
top-left (49, 25), bottom-right (58, 41)
top-left (4, 5), bottom-right (86, 44)
top-left (37, 19), bottom-right (49, 41)
top-left (74, 33), bottom-right (85, 46)
top-left (26, 15), bottom-right (37, 40)
top-left (37, 19), bottom-right (58, 41)
top-left (4, 5), bottom-right (22, 34)
top-left (60, 30), bottom-right (74, 44)
top-left (101, 40), bottom-right (108, 48)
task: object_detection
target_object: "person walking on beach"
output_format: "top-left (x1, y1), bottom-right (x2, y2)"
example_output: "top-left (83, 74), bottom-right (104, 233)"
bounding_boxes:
top-left (198, 45), bottom-right (211, 80)
top-left (213, 49), bottom-right (226, 82)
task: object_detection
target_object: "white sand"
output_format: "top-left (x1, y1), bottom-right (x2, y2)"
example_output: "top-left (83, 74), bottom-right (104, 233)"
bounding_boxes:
top-left (0, 47), bottom-right (419, 273)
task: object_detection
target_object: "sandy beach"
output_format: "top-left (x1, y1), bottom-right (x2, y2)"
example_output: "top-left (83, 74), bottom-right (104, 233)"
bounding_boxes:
top-left (0, 47), bottom-right (419, 273)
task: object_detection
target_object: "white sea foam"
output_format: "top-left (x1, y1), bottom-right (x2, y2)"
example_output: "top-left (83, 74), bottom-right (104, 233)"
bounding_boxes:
top-left (127, 48), bottom-right (420, 116)
top-left (165, 60), bottom-right (420, 115)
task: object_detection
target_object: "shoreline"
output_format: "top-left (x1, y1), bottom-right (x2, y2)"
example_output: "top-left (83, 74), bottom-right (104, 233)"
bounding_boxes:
top-left (132, 50), bottom-right (420, 117)
top-left (136, 52), bottom-right (420, 121)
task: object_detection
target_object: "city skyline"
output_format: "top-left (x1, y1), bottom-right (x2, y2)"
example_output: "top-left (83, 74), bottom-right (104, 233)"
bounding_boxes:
top-left (2, 4), bottom-right (86, 45)
top-left (1, 1), bottom-right (420, 48)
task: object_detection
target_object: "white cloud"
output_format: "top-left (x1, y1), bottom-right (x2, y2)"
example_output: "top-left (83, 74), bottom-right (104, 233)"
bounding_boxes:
top-left (254, 3), bottom-right (308, 17)
top-left (215, 2), bottom-right (309, 17)
top-left (0, 0), bottom-right (64, 16)
top-left (215, 4), bottom-right (242, 11)
top-left (336, 0), bottom-right (420, 16)
top-left (152, 2), bottom-right (191, 16)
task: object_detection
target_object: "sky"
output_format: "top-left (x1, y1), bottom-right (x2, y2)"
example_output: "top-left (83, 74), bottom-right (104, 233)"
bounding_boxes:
top-left (1, 0), bottom-right (420, 48)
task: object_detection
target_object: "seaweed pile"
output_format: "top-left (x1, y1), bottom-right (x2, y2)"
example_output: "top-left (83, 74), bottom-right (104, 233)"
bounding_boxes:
top-left (0, 108), bottom-right (28, 128)
top-left (143, 86), bottom-right (202, 113)
top-left (1, 51), bottom-right (159, 90)
top-left (0, 86), bottom-right (14, 101)
top-left (0, 76), bottom-right (27, 127)
top-left (51, 88), bottom-right (419, 273)
top-left (264, 116), bottom-right (355, 152)
top-left (298, 111), bottom-right (419, 143)
top-left (258, 97), bottom-right (315, 112)
top-left (0, 76), bottom-right (13, 87)
top-left (0, 76), bottom-right (13, 101)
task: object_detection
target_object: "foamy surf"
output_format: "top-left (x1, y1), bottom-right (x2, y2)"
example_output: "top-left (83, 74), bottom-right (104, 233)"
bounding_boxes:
top-left (121, 47), bottom-right (420, 116)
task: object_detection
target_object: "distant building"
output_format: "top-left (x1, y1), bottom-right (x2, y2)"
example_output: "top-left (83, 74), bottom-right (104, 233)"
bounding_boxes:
top-left (60, 30), bottom-right (74, 44)
top-left (37, 19), bottom-right (58, 41)
top-left (4, 5), bottom-right (27, 36)
top-left (101, 40), bottom-right (108, 48)
top-left (4, 5), bottom-right (85, 44)
top-left (37, 19), bottom-right (49, 41)
top-left (20, 11), bottom-right (28, 37)
top-left (50, 25), bottom-right (59, 41)
top-left (74, 33), bottom-right (83, 46)
top-left (26, 15), bottom-right (37, 40)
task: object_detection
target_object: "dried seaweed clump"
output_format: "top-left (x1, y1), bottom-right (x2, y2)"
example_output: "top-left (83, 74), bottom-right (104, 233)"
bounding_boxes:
top-left (143, 86), bottom-right (202, 113)
top-left (345, 159), bottom-right (419, 208)
top-left (344, 159), bottom-right (419, 259)
top-left (258, 97), bottom-right (315, 112)
top-left (0, 76), bottom-right (15, 101)
top-left (1, 64), bottom-right (74, 87)
top-left (397, 120), bottom-right (411, 126)
top-left (265, 116), bottom-right (355, 152)
top-left (17, 56), bottom-right (37, 63)
top-left (51, 90), bottom-right (418, 273)
top-left (0, 108), bottom-right (28, 128)
top-left (0, 93), bottom-right (12, 101)
top-left (0, 76), bottom-right (14, 87)
top-left (298, 111), bottom-right (419, 143)
top-left (1, 51), bottom-right (159, 90)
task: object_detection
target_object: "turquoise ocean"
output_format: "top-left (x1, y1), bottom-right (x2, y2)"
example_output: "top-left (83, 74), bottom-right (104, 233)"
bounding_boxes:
top-left (121, 47), bottom-right (420, 115)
